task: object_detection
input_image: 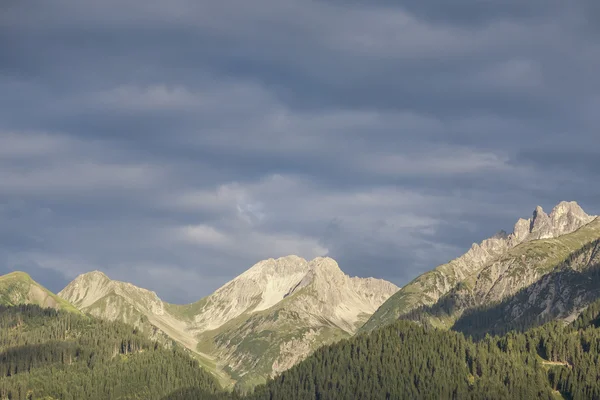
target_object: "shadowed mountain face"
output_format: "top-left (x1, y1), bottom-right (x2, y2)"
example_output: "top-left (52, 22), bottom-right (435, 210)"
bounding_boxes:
top-left (451, 238), bottom-right (600, 338)
top-left (361, 201), bottom-right (597, 333)
top-left (58, 256), bottom-right (398, 390)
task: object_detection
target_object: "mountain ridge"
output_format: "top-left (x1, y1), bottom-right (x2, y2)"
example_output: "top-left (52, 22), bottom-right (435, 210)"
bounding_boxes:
top-left (452, 237), bottom-right (600, 338)
top-left (360, 200), bottom-right (596, 332)
top-left (58, 255), bottom-right (399, 389)
top-left (8, 200), bottom-right (597, 391)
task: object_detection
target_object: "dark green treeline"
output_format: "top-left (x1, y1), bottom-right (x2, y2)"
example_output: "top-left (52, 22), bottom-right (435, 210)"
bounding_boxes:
top-left (0, 305), bottom-right (223, 400)
top-left (5, 303), bottom-right (600, 400)
top-left (246, 300), bottom-right (600, 400)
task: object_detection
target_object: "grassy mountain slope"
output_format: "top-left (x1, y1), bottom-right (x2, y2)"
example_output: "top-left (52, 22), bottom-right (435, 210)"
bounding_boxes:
top-left (453, 238), bottom-right (600, 338)
top-left (404, 218), bottom-right (600, 330)
top-left (0, 271), bottom-right (79, 313)
top-left (361, 203), bottom-right (598, 333)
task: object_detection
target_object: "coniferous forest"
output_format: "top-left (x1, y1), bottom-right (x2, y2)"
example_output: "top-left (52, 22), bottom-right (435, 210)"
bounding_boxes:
top-left (4, 303), bottom-right (600, 399)
top-left (247, 300), bottom-right (600, 400)
top-left (0, 305), bottom-right (224, 400)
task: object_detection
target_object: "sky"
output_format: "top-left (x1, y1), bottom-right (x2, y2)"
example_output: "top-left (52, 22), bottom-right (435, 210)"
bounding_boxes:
top-left (1, 0), bottom-right (600, 303)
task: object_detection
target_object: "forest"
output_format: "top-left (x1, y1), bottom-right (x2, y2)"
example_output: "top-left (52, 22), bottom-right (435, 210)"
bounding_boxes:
top-left (247, 298), bottom-right (600, 400)
top-left (0, 305), bottom-right (223, 400)
top-left (4, 303), bottom-right (600, 399)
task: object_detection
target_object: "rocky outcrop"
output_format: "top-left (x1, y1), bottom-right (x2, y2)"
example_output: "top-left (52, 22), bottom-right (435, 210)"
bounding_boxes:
top-left (361, 201), bottom-right (596, 333)
top-left (512, 201), bottom-right (595, 243)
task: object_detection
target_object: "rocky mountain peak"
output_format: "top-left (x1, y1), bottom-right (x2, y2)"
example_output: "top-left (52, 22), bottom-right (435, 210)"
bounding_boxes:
top-left (549, 201), bottom-right (593, 235)
top-left (59, 271), bottom-right (112, 308)
top-left (240, 255), bottom-right (309, 280)
top-left (308, 257), bottom-right (344, 276)
top-left (530, 205), bottom-right (552, 238)
top-left (513, 218), bottom-right (531, 241)
top-left (191, 256), bottom-right (313, 328)
top-left (504, 201), bottom-right (596, 246)
top-left (518, 201), bottom-right (595, 242)
top-left (531, 205), bottom-right (547, 225)
top-left (82, 270), bottom-right (110, 282)
top-left (62, 271), bottom-right (112, 292)
top-left (59, 270), bottom-right (165, 317)
top-left (300, 258), bottom-right (346, 293)
top-left (551, 200), bottom-right (586, 217)
top-left (277, 257), bottom-right (399, 334)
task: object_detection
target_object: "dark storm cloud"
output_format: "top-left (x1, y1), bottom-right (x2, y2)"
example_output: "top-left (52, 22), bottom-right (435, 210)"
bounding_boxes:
top-left (1, 0), bottom-right (600, 302)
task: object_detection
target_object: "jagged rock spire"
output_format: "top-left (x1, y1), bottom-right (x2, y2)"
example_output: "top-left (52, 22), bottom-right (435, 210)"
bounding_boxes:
top-left (437, 201), bottom-right (595, 288)
top-left (513, 201), bottom-right (595, 243)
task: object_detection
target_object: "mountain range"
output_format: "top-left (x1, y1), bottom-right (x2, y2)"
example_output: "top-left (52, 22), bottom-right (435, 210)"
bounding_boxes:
top-left (4, 200), bottom-right (600, 395)
top-left (57, 256), bottom-right (398, 390)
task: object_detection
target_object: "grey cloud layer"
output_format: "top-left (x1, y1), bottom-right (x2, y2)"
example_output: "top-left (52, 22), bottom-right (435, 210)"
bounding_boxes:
top-left (1, 0), bottom-right (599, 302)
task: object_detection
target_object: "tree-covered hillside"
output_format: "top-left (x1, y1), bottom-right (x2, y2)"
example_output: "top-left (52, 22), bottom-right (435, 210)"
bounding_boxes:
top-left (5, 300), bottom-right (600, 399)
top-left (0, 305), bottom-right (225, 400)
top-left (244, 301), bottom-right (600, 400)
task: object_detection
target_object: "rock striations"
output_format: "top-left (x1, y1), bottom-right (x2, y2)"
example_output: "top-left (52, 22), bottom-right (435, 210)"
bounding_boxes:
top-left (59, 256), bottom-right (398, 390)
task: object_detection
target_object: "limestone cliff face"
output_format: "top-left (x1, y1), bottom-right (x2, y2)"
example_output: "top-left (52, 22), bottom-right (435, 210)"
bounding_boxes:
top-left (182, 255), bottom-right (311, 332)
top-left (361, 201), bottom-right (596, 333)
top-left (59, 256), bottom-right (398, 390)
